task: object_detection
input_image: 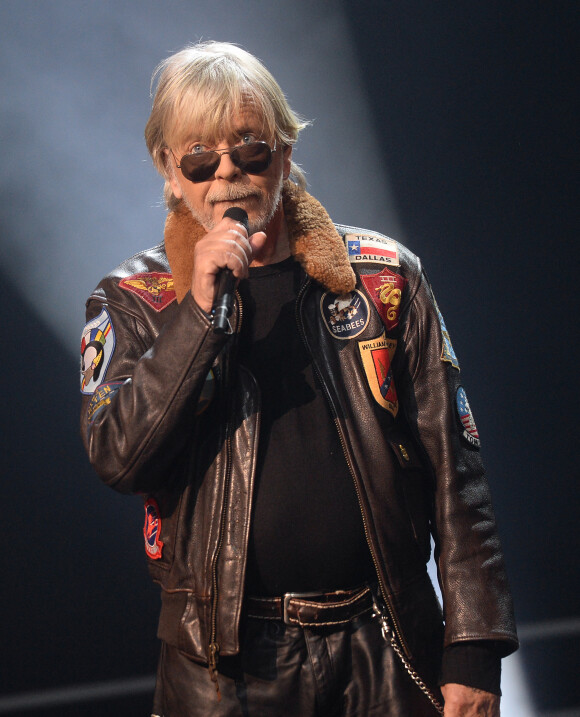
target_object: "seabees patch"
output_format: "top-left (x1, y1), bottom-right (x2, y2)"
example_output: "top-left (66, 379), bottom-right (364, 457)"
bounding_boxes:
top-left (80, 308), bottom-right (115, 394)
top-left (358, 331), bottom-right (398, 416)
top-left (320, 289), bottom-right (370, 340)
top-left (361, 267), bottom-right (407, 331)
top-left (143, 498), bottom-right (164, 559)
top-left (346, 233), bottom-right (399, 267)
top-left (456, 387), bottom-right (481, 448)
top-left (119, 272), bottom-right (176, 312)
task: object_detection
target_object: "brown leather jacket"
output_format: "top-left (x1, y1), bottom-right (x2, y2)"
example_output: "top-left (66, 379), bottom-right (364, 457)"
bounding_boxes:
top-left (80, 184), bottom-right (517, 689)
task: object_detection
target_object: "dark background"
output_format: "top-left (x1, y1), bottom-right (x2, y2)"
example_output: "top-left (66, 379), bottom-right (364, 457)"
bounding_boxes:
top-left (1, 2), bottom-right (577, 715)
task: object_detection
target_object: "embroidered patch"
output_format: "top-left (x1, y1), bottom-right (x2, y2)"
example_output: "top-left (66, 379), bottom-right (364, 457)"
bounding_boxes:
top-left (80, 308), bottom-right (116, 394)
top-left (358, 332), bottom-right (398, 416)
top-left (434, 299), bottom-right (459, 370)
top-left (456, 387), bottom-right (480, 448)
top-left (87, 381), bottom-right (123, 423)
top-left (361, 268), bottom-right (408, 331)
top-left (143, 498), bottom-right (164, 559)
top-left (320, 290), bottom-right (370, 340)
top-left (119, 272), bottom-right (176, 312)
top-left (346, 233), bottom-right (400, 267)
top-left (196, 369), bottom-right (215, 415)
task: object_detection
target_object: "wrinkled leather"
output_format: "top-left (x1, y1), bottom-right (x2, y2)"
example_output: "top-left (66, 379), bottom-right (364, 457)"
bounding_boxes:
top-left (81, 217), bottom-right (517, 696)
top-left (154, 613), bottom-right (441, 716)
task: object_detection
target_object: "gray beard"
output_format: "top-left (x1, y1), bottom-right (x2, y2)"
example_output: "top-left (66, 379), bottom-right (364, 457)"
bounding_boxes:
top-left (184, 174), bottom-right (284, 235)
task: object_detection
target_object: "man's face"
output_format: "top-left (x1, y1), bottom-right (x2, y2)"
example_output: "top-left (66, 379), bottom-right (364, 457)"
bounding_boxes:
top-left (166, 109), bottom-right (291, 235)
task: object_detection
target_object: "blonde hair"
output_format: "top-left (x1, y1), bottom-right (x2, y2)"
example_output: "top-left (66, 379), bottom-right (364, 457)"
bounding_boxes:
top-left (145, 41), bottom-right (309, 209)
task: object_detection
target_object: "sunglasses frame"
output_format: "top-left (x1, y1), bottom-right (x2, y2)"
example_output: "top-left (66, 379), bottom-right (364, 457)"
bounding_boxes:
top-left (174, 140), bottom-right (277, 183)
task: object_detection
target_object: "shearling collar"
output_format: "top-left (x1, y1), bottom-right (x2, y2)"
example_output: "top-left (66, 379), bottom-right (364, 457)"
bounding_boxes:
top-left (164, 181), bottom-right (356, 303)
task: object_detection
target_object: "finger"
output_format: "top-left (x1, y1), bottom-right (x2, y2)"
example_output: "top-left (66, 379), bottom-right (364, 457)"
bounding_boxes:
top-left (248, 231), bottom-right (268, 255)
top-left (222, 244), bottom-right (248, 277)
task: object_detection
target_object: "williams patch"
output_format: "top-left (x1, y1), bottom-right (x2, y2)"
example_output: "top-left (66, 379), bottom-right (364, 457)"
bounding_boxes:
top-left (358, 332), bottom-right (398, 416)
top-left (434, 299), bottom-right (459, 370)
top-left (80, 308), bottom-right (116, 394)
top-left (119, 272), bottom-right (177, 312)
top-left (456, 387), bottom-right (480, 448)
top-left (361, 267), bottom-right (407, 331)
top-left (346, 233), bottom-right (400, 266)
top-left (320, 290), bottom-right (370, 340)
top-left (143, 498), bottom-right (164, 559)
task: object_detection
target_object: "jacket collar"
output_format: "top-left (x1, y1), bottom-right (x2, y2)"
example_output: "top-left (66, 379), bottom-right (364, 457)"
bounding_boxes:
top-left (164, 181), bottom-right (356, 303)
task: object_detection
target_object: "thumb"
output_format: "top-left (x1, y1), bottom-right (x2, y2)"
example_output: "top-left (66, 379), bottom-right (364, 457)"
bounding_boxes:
top-left (248, 231), bottom-right (268, 257)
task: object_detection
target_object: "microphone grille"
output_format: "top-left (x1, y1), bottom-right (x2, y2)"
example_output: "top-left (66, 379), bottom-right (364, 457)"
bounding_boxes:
top-left (222, 206), bottom-right (249, 231)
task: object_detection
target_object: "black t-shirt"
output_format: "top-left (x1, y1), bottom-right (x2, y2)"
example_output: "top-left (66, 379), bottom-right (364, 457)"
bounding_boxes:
top-left (237, 257), bottom-right (375, 596)
top-left (236, 257), bottom-right (501, 695)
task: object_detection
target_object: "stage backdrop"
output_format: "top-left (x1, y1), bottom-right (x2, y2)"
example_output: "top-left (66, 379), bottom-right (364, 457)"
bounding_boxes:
top-left (1, 1), bottom-right (577, 715)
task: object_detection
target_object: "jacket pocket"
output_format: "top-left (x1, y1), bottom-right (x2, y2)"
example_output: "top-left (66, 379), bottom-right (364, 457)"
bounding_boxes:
top-left (386, 430), bottom-right (433, 563)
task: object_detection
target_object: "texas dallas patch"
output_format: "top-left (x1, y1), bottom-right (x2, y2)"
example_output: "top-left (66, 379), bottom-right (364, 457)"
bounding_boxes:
top-left (320, 290), bottom-right (370, 340)
top-left (456, 387), bottom-right (480, 448)
top-left (358, 332), bottom-right (398, 417)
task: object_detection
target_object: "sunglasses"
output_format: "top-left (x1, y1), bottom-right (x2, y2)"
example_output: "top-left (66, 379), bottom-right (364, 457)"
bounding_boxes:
top-left (175, 140), bottom-right (276, 183)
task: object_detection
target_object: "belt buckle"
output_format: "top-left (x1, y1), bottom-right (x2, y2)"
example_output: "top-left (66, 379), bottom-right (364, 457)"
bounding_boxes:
top-left (282, 590), bottom-right (323, 625)
top-left (282, 592), bottom-right (298, 625)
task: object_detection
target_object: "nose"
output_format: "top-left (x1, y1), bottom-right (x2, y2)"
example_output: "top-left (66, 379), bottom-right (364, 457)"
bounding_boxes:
top-left (214, 148), bottom-right (242, 181)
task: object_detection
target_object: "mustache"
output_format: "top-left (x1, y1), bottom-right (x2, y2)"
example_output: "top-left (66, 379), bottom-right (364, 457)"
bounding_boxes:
top-left (207, 187), bottom-right (261, 204)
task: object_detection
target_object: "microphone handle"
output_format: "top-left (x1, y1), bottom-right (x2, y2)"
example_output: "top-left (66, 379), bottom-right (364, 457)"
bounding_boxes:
top-left (212, 207), bottom-right (249, 334)
top-left (212, 269), bottom-right (236, 334)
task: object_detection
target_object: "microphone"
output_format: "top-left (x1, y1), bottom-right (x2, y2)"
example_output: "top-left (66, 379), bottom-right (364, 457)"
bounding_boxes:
top-left (212, 207), bottom-right (249, 334)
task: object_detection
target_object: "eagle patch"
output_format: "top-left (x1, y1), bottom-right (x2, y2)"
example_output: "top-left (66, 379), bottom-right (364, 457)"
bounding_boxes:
top-left (119, 272), bottom-right (176, 312)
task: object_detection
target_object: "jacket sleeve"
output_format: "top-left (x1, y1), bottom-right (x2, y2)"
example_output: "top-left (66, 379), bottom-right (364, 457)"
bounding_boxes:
top-left (80, 289), bottom-right (229, 494)
top-left (398, 268), bottom-right (518, 656)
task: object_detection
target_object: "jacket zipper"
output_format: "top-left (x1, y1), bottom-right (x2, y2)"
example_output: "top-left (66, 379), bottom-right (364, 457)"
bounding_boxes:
top-left (295, 278), bottom-right (411, 658)
top-left (208, 291), bottom-right (243, 699)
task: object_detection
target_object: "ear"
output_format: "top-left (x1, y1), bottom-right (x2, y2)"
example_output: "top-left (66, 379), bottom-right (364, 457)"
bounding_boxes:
top-left (282, 145), bottom-right (292, 181)
top-left (163, 149), bottom-right (183, 200)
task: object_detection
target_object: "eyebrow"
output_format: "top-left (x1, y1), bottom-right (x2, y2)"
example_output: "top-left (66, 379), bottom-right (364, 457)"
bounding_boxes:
top-left (184, 123), bottom-right (265, 150)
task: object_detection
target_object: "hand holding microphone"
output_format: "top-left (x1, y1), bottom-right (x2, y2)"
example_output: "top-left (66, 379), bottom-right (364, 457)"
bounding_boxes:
top-left (189, 206), bottom-right (266, 333)
top-left (212, 207), bottom-right (249, 333)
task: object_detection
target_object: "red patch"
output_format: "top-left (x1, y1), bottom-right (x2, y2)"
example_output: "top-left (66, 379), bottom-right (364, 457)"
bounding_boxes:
top-left (143, 498), bottom-right (164, 559)
top-left (119, 272), bottom-right (176, 312)
top-left (358, 333), bottom-right (398, 416)
top-left (361, 268), bottom-right (407, 331)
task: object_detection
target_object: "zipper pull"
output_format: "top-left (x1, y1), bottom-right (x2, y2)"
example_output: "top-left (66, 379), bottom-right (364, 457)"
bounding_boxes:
top-left (372, 595), bottom-right (392, 642)
top-left (208, 641), bottom-right (222, 702)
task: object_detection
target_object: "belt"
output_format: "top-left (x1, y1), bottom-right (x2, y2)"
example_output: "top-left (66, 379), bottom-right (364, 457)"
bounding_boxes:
top-left (246, 585), bottom-right (374, 627)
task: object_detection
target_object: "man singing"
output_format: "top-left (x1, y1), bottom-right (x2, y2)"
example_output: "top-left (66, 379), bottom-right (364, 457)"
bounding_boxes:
top-left (80, 41), bottom-right (517, 716)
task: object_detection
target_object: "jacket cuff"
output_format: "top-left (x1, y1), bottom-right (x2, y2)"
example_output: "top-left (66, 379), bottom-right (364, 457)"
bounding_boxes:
top-left (439, 642), bottom-right (502, 696)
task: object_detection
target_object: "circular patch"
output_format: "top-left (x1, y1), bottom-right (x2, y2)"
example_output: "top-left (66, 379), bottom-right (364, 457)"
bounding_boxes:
top-left (80, 308), bottom-right (116, 395)
top-left (456, 387), bottom-right (481, 448)
top-left (320, 290), bottom-right (370, 340)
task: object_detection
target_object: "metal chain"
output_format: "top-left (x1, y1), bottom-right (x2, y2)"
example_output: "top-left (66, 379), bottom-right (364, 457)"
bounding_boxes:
top-left (372, 599), bottom-right (445, 715)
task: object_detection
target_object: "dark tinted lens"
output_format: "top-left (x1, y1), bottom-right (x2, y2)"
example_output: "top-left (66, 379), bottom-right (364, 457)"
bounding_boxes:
top-left (179, 142), bottom-right (273, 183)
top-left (179, 152), bottom-right (221, 183)
top-left (231, 142), bottom-right (273, 174)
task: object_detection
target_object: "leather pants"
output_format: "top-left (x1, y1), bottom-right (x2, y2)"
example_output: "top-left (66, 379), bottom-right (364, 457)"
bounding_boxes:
top-left (152, 611), bottom-right (440, 716)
